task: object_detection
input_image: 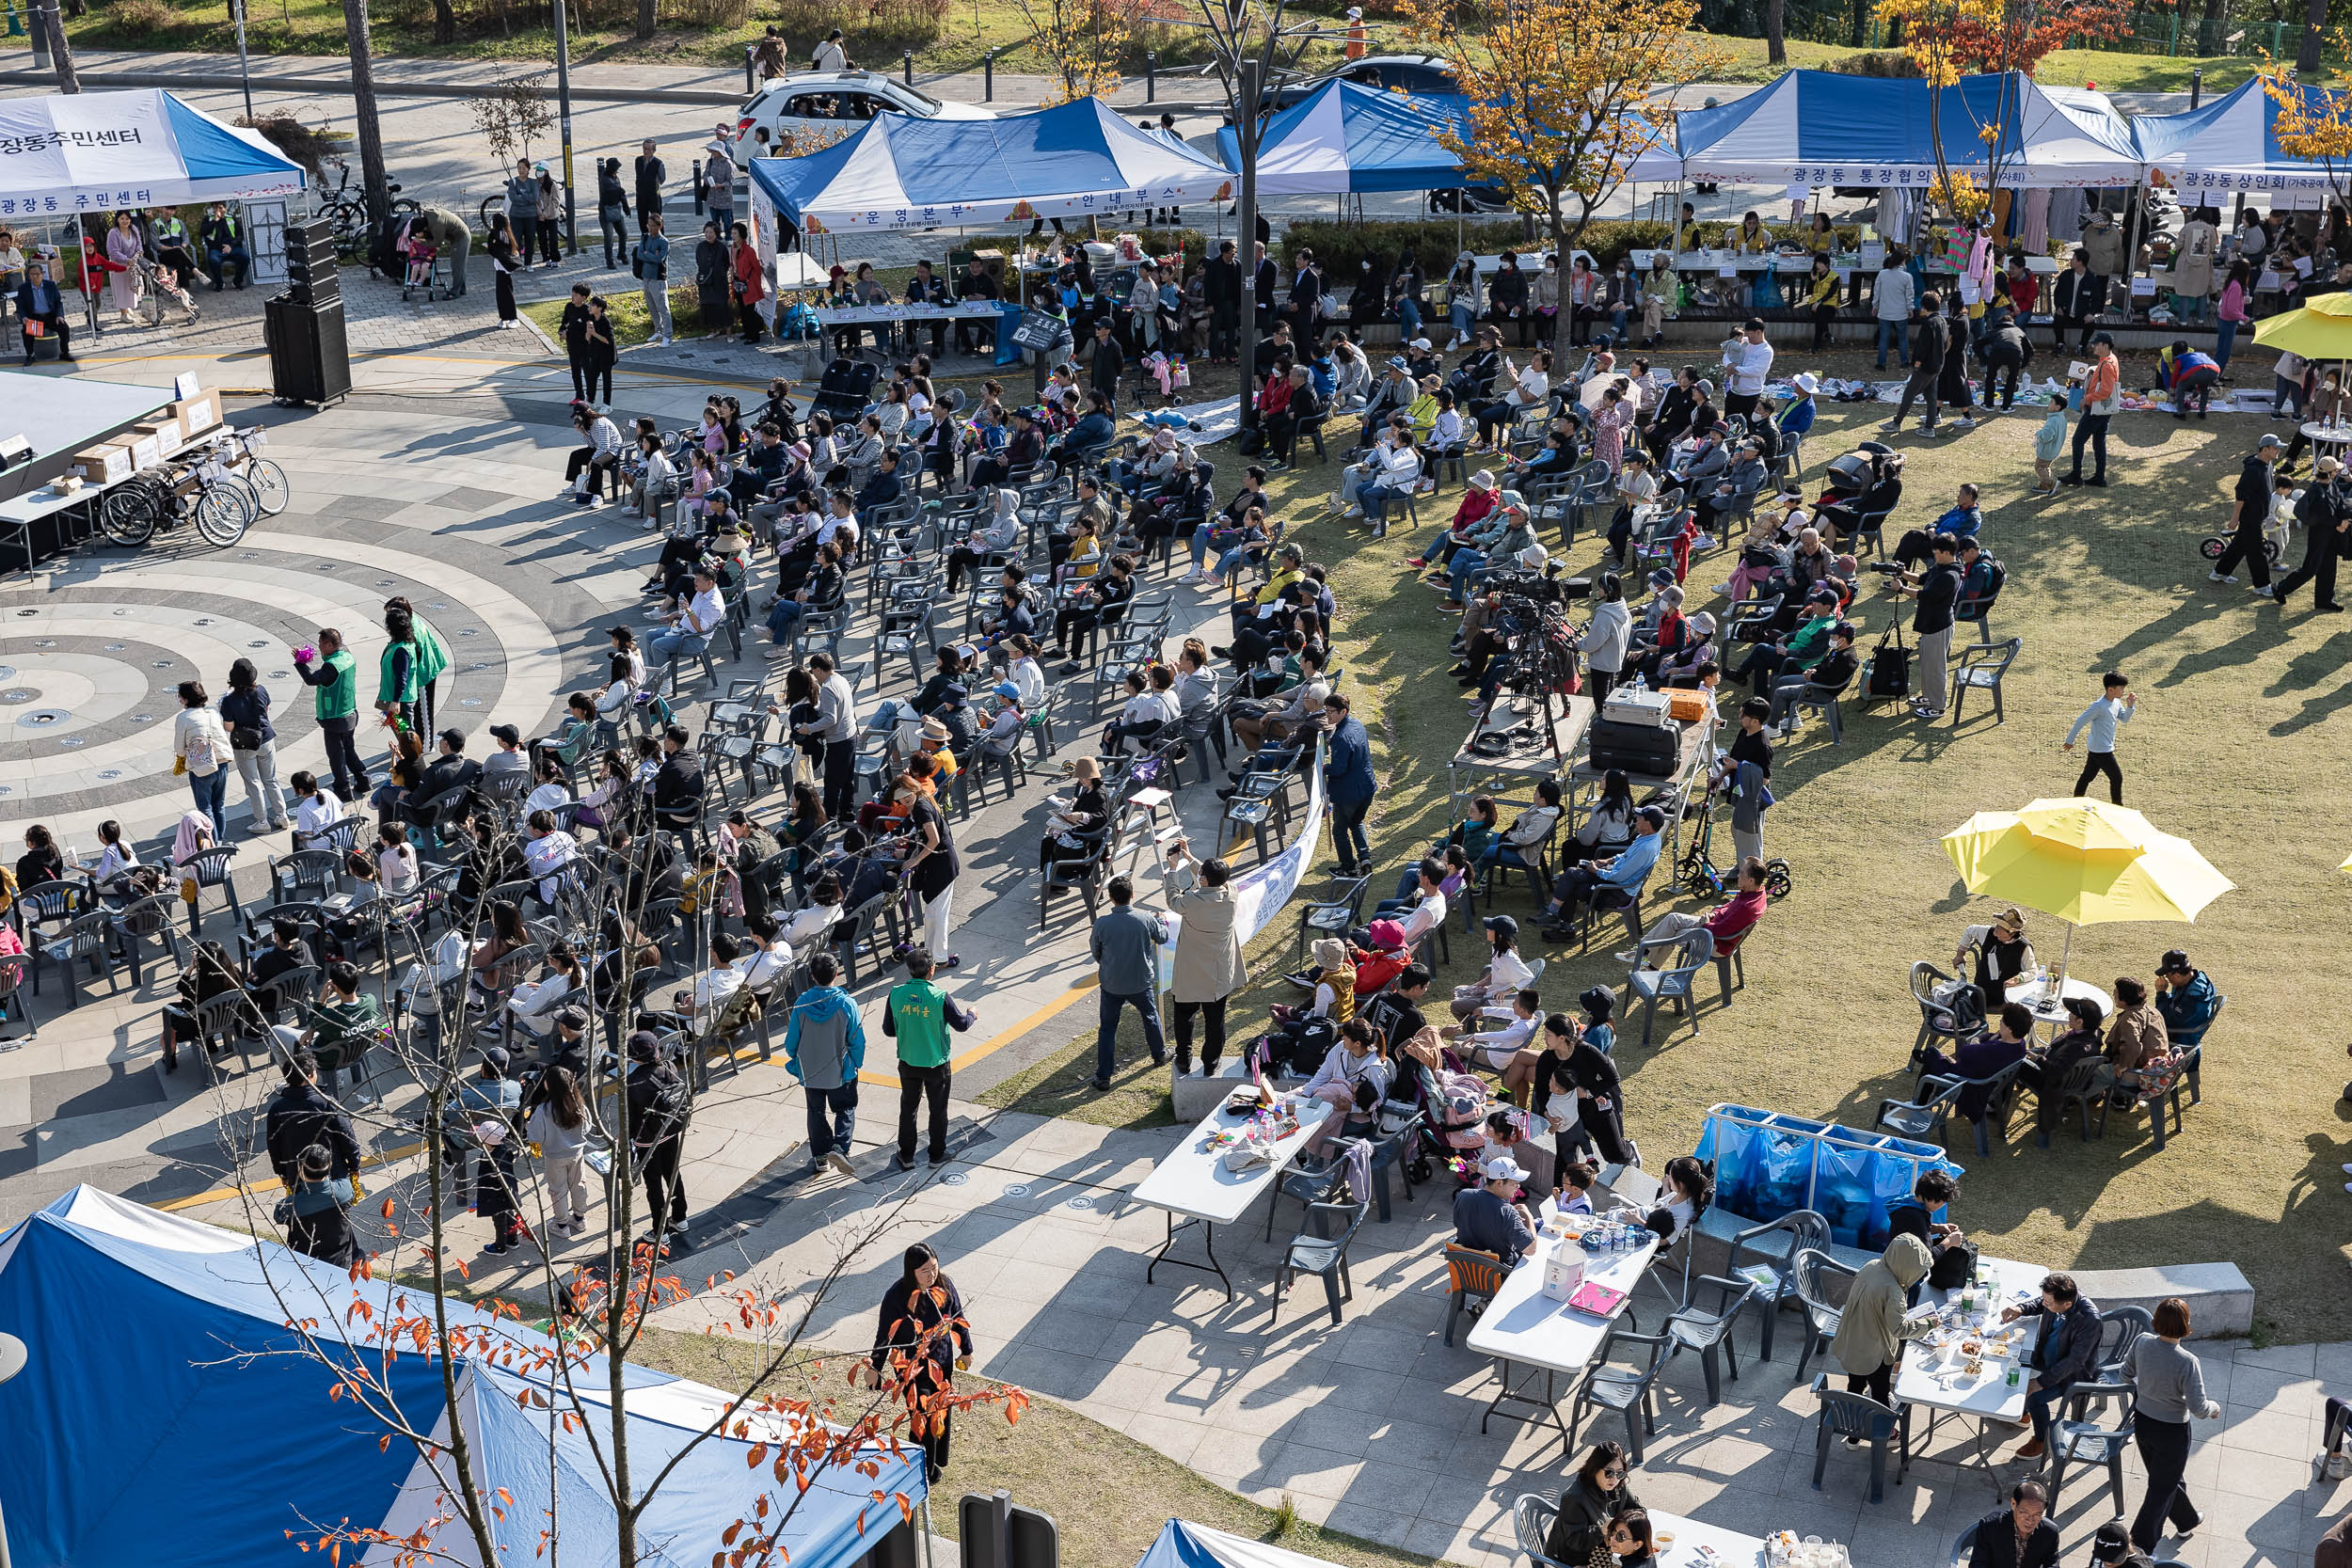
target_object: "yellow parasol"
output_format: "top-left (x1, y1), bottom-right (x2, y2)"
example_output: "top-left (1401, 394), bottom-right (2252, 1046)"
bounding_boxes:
top-left (2250, 292), bottom-right (2352, 359)
top-left (1941, 798), bottom-right (2233, 984)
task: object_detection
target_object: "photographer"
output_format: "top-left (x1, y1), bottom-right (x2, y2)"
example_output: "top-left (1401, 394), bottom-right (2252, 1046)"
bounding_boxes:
top-left (1885, 531), bottom-right (1964, 720)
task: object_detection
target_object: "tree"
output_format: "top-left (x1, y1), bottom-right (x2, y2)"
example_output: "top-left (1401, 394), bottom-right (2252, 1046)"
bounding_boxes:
top-left (1400, 0), bottom-right (1724, 359)
top-left (470, 74), bottom-right (558, 169)
top-left (1017, 0), bottom-right (1173, 102)
top-left (433, 0), bottom-right (454, 47)
top-left (2264, 55), bottom-right (2352, 214)
top-left (342, 0), bottom-right (393, 226)
top-left (1766, 0), bottom-right (1788, 67)
top-left (637, 0), bottom-right (656, 42)
top-left (2300, 0), bottom-right (2329, 73)
top-left (34, 0), bottom-right (80, 93)
top-left (212, 807), bottom-right (1025, 1568)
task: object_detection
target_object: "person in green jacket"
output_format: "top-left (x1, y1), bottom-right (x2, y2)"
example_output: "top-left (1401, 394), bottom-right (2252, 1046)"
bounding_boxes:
top-left (884, 949), bottom-right (975, 1169)
top-left (377, 606), bottom-right (423, 736)
top-left (293, 626), bottom-right (368, 801)
top-left (388, 595), bottom-right (451, 736)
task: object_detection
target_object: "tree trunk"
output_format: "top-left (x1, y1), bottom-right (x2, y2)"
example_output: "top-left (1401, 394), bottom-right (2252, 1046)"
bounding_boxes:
top-left (2298, 0), bottom-right (2327, 73)
top-left (2196, 0), bottom-right (2226, 54)
top-left (62, 0), bottom-right (82, 19)
top-left (635, 0), bottom-right (654, 40)
top-left (38, 0), bottom-right (81, 92)
top-left (433, 0), bottom-right (454, 44)
top-left (1766, 0), bottom-right (1787, 65)
top-left (343, 0), bottom-right (393, 227)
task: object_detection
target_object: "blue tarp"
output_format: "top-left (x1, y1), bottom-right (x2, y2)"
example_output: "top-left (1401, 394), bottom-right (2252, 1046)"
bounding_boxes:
top-left (1136, 1518), bottom-right (1348, 1568)
top-left (0, 1186), bottom-right (923, 1568)
top-left (1693, 1105), bottom-right (1962, 1251)
top-left (748, 96), bottom-right (1235, 233)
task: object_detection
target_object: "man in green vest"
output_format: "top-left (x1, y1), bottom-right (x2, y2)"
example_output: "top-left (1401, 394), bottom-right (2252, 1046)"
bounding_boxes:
top-left (388, 596), bottom-right (453, 737)
top-left (292, 626), bottom-right (368, 802)
top-left (377, 606), bottom-right (424, 737)
top-left (883, 948), bottom-right (976, 1170)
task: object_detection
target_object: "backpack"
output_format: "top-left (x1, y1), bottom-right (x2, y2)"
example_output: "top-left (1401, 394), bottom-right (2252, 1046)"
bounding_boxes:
top-left (637, 1071), bottom-right (689, 1144)
top-left (1867, 626), bottom-right (1911, 698)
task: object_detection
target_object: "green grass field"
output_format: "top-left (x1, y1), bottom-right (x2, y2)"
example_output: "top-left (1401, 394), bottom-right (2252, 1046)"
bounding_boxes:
top-left (980, 343), bottom-right (2352, 1347)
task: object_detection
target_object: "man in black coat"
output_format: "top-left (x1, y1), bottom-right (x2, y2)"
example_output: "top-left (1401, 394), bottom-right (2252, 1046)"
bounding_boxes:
top-left (263, 1052), bottom-right (360, 1186)
top-left (632, 138), bottom-right (666, 237)
top-left (652, 723), bottom-right (706, 836)
top-left (1205, 239), bottom-right (1243, 362)
top-left (2275, 454), bottom-right (2348, 612)
top-left (1965, 1481), bottom-right (2059, 1568)
top-left (1883, 291), bottom-right (1948, 436)
top-left (1975, 307), bottom-right (2035, 411)
top-left (2212, 432), bottom-right (2281, 593)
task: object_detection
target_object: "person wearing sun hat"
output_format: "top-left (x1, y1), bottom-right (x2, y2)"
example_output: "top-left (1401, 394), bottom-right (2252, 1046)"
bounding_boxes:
top-left (1777, 370), bottom-right (1820, 461)
top-left (1409, 467), bottom-right (1501, 572)
top-left (1454, 1153), bottom-right (1538, 1265)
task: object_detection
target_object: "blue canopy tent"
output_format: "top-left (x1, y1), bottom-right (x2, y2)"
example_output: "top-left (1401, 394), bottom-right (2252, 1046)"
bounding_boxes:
top-left (747, 95), bottom-right (1234, 233)
top-left (1136, 1518), bottom-right (1348, 1568)
top-left (1676, 70), bottom-right (2140, 189)
top-left (0, 1186), bottom-right (924, 1568)
top-left (1213, 82), bottom-right (1473, 195)
top-left (0, 87), bottom-right (306, 214)
top-left (2134, 75), bottom-right (2346, 197)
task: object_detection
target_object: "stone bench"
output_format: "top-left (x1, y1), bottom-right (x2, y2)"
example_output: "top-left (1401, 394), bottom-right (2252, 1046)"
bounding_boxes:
top-left (2070, 1263), bottom-right (2253, 1339)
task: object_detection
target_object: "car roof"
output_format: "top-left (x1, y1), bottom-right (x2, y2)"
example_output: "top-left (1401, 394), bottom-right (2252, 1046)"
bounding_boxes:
top-left (1336, 54), bottom-right (1454, 73)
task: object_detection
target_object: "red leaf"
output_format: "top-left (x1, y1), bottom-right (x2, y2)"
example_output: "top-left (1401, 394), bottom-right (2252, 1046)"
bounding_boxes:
top-left (381, 1197), bottom-right (395, 1219)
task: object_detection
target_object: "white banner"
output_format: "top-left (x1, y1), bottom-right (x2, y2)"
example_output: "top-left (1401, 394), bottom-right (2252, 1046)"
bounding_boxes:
top-left (1232, 735), bottom-right (1327, 946)
top-left (0, 92), bottom-right (172, 213)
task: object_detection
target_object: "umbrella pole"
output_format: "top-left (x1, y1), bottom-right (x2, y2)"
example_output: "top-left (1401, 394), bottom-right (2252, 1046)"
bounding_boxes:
top-left (2055, 921), bottom-right (2074, 992)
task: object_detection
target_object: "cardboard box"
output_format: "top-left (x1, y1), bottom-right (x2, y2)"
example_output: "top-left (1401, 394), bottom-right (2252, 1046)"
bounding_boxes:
top-left (119, 432), bottom-right (163, 470)
top-left (173, 392), bottom-right (219, 437)
top-left (71, 445), bottom-right (134, 486)
top-left (133, 420), bottom-right (183, 455)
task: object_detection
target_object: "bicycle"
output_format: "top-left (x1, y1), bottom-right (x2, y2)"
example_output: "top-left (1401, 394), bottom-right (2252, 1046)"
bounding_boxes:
top-left (313, 159), bottom-right (419, 253)
top-left (97, 439), bottom-right (260, 550)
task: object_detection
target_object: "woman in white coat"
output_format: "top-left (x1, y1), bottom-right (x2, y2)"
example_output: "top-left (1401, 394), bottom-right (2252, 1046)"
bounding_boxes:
top-left (1164, 839), bottom-right (1243, 1077)
top-left (1580, 572), bottom-right (1633, 705)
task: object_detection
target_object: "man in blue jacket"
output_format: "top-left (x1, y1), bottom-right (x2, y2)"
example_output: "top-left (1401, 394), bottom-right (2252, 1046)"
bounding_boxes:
top-left (1322, 690), bottom-right (1376, 877)
top-left (1894, 482), bottom-right (1983, 568)
top-left (784, 951), bottom-right (866, 1178)
top-left (14, 261), bottom-right (72, 363)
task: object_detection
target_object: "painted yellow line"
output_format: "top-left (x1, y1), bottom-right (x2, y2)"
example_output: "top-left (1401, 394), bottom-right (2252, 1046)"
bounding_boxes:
top-left (156, 1138), bottom-right (426, 1213)
top-left (854, 976), bottom-right (1102, 1089)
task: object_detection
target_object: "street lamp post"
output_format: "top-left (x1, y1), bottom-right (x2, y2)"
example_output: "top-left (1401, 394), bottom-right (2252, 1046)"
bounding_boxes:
top-left (231, 0), bottom-right (254, 121)
top-left (553, 0), bottom-right (578, 256)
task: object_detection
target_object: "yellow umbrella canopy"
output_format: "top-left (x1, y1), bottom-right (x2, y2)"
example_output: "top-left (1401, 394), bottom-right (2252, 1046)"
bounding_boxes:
top-left (2250, 292), bottom-right (2352, 358)
top-left (1941, 799), bottom-right (2233, 928)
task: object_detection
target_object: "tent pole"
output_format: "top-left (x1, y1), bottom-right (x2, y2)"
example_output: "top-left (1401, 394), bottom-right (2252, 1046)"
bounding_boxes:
top-left (920, 1497), bottom-right (936, 1568)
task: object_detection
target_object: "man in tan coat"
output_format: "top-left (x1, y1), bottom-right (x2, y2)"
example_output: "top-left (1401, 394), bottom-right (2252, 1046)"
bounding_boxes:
top-left (1165, 840), bottom-right (1243, 1076)
top-left (1829, 1232), bottom-right (1933, 1407)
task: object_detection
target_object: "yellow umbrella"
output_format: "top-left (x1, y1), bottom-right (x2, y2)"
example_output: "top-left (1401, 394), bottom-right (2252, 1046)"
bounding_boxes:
top-left (1942, 799), bottom-right (2233, 982)
top-left (2251, 292), bottom-right (2352, 358)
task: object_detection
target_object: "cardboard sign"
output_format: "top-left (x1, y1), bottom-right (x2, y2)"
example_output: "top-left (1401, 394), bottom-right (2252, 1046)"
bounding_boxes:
top-left (1009, 308), bottom-right (1065, 352)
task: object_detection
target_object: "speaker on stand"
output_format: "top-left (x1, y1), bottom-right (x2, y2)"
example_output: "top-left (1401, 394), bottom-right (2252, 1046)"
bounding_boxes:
top-left (265, 216), bottom-right (352, 406)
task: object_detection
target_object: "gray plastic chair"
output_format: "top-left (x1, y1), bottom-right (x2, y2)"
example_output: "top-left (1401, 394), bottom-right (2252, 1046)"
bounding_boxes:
top-left (1273, 1195), bottom-right (1369, 1328)
top-left (1567, 1324), bottom-right (1679, 1465)
top-left (1625, 927), bottom-right (1714, 1047)
top-left (1666, 1276), bottom-right (1758, 1406)
top-left (1809, 1373), bottom-right (1909, 1504)
top-left (1512, 1495), bottom-right (1578, 1568)
top-left (1724, 1209), bottom-right (1831, 1361)
top-left (1790, 1247), bottom-right (1855, 1381)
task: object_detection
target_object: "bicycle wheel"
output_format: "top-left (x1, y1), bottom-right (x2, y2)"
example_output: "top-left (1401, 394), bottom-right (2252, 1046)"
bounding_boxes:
top-left (244, 457), bottom-right (292, 516)
top-left (194, 483), bottom-right (254, 546)
top-left (479, 195), bottom-right (507, 236)
top-left (99, 479), bottom-right (162, 546)
top-left (390, 196), bottom-right (421, 217)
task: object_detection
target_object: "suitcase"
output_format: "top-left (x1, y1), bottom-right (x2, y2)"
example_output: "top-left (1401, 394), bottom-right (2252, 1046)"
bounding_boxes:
top-left (1661, 687), bottom-right (1711, 723)
top-left (1589, 716), bottom-right (1680, 777)
top-left (1601, 687), bottom-right (1675, 729)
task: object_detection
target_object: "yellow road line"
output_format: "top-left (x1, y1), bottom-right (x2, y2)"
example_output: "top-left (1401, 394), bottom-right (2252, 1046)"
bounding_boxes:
top-left (855, 976), bottom-right (1101, 1089)
top-left (156, 1138), bottom-right (426, 1213)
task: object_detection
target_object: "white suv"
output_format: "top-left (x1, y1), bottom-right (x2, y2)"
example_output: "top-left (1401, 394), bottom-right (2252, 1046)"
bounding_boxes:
top-left (734, 71), bottom-right (995, 152)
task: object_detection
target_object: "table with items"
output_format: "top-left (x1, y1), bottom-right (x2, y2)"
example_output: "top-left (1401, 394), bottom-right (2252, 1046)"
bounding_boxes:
top-left (1466, 1200), bottom-right (1660, 1452)
top-left (1131, 1087), bottom-right (1337, 1303)
top-left (1891, 1252), bottom-right (2048, 1494)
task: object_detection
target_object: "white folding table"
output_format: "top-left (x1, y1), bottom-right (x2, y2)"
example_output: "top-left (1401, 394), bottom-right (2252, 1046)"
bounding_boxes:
top-left (1465, 1228), bottom-right (1658, 1452)
top-left (1893, 1253), bottom-right (2046, 1494)
top-left (1646, 1511), bottom-right (1769, 1568)
top-left (1131, 1097), bottom-right (1335, 1302)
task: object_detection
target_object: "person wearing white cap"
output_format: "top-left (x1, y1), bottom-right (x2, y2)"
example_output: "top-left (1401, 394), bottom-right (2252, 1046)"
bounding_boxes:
top-left (1777, 372), bottom-right (1819, 475)
top-left (1344, 4), bottom-right (1367, 55)
top-left (1453, 1152), bottom-right (1538, 1267)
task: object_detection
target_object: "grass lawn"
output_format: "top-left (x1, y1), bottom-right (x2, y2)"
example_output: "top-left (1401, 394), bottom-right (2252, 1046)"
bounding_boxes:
top-left (634, 1325), bottom-right (1455, 1566)
top-left (978, 342), bottom-right (2352, 1347)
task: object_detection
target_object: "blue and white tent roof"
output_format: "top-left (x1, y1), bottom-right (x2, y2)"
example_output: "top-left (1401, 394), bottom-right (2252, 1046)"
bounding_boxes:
top-left (0, 88), bottom-right (306, 217)
top-left (0, 1186), bottom-right (923, 1568)
top-left (1135, 1517), bottom-right (1354, 1568)
top-left (1677, 70), bottom-right (2140, 188)
top-left (2133, 76), bottom-right (2346, 196)
top-left (749, 96), bottom-right (1234, 232)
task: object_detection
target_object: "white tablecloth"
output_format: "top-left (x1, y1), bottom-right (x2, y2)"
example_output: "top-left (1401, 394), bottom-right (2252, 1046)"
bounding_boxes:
top-left (1466, 1226), bottom-right (1658, 1376)
top-left (2003, 975), bottom-right (2112, 1028)
top-left (1132, 1096), bottom-right (1336, 1227)
top-left (1894, 1254), bottom-right (2046, 1420)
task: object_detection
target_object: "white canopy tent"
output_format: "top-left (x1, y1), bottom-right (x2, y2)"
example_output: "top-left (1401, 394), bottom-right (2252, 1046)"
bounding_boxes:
top-left (0, 87), bottom-right (306, 217)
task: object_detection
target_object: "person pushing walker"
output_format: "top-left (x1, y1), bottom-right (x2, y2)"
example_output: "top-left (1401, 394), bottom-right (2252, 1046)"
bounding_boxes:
top-left (2064, 671), bottom-right (2137, 804)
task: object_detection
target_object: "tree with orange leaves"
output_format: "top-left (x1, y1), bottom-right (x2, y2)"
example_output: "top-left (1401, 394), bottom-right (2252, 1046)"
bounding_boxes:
top-left (2263, 57), bottom-right (2352, 215)
top-left (1398, 0), bottom-right (1722, 359)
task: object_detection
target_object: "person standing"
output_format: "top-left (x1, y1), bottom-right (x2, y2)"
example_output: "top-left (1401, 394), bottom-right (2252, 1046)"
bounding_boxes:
top-left (1893, 533), bottom-right (1963, 721)
top-left (283, 1143), bottom-right (360, 1266)
top-left (1882, 291), bottom-right (1947, 436)
top-left (486, 214), bottom-right (520, 328)
top-left (1163, 840), bottom-right (1242, 1076)
top-left (2212, 432), bottom-right (2281, 594)
top-left (218, 658), bottom-right (291, 835)
top-left (703, 130), bottom-right (737, 243)
top-left (560, 282), bottom-right (595, 401)
top-left (504, 158), bottom-right (541, 267)
top-left (694, 218), bottom-right (731, 341)
top-left (596, 157), bottom-right (631, 269)
top-left (866, 1243), bottom-right (973, 1484)
top-left (633, 138), bottom-right (666, 237)
top-left (2064, 672), bottom-right (2137, 804)
top-left (1322, 691), bottom-right (1376, 878)
top-left (812, 25), bottom-right (849, 70)
top-left (1089, 875), bottom-right (1169, 1093)
top-left (785, 951), bottom-right (866, 1178)
top-left (293, 627), bottom-right (367, 802)
top-left (525, 1064), bottom-right (594, 1238)
top-left (1872, 250), bottom-right (1915, 370)
top-left (2060, 332), bottom-right (2121, 487)
top-left (1828, 1233), bottom-right (1933, 1404)
top-left (634, 213), bottom-right (673, 347)
top-left (1205, 239), bottom-right (1242, 364)
top-left (798, 651), bottom-right (857, 819)
top-left (173, 680), bottom-right (235, 840)
top-left (2275, 455), bottom-right (2350, 613)
top-left (730, 220), bottom-right (765, 344)
top-left (1721, 317), bottom-right (1773, 422)
top-left (886, 949), bottom-right (975, 1169)
top-left (896, 768), bottom-right (961, 968)
top-left (624, 1031), bottom-right (690, 1243)
top-left (2122, 1296), bottom-right (2221, 1554)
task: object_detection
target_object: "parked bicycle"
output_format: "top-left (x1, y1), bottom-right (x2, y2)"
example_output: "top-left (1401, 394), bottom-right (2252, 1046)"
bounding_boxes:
top-left (314, 159), bottom-right (419, 254)
top-left (97, 427), bottom-right (290, 550)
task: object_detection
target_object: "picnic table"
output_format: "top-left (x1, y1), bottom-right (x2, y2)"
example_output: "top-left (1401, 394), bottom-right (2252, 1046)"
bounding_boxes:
top-left (1466, 1211), bottom-right (1658, 1452)
top-left (1647, 1511), bottom-right (1772, 1568)
top-left (1892, 1253), bottom-right (2047, 1496)
top-left (1131, 1093), bottom-right (1336, 1303)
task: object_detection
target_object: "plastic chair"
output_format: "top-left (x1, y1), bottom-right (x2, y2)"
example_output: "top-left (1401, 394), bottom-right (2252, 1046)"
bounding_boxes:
top-left (1039, 827), bottom-right (1111, 928)
top-left (269, 849), bottom-right (346, 905)
top-left (1287, 875), bottom-right (1369, 972)
top-left (1908, 959), bottom-right (1969, 1057)
top-left (1273, 1195), bottom-right (1369, 1328)
top-left (1625, 927), bottom-right (1714, 1048)
top-left (1875, 1073), bottom-right (1969, 1147)
top-left (1790, 1247), bottom-right (1855, 1381)
top-left (1810, 1374), bottom-right (1910, 1504)
top-left (1949, 637), bottom-right (2022, 726)
top-left (1724, 1209), bottom-right (1830, 1362)
top-left (1790, 682), bottom-right (1846, 743)
top-left (1443, 1243), bottom-right (1506, 1347)
top-left (1666, 1276), bottom-right (1758, 1406)
top-left (178, 845), bottom-right (243, 936)
top-left (2039, 1055), bottom-right (2109, 1148)
top-left (2047, 1384), bottom-right (2136, 1518)
top-left (0, 955), bottom-right (35, 1048)
top-left (1567, 1324), bottom-right (1679, 1465)
top-left (1364, 1114), bottom-right (1419, 1221)
top-left (29, 911), bottom-right (121, 1010)
top-left (1511, 1495), bottom-right (1579, 1568)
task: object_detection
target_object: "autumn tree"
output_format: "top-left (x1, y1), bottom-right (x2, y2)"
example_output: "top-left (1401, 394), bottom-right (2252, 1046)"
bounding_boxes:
top-left (1401, 0), bottom-right (1724, 360)
top-left (1018, 0), bottom-right (1179, 102)
top-left (211, 811), bottom-right (1025, 1568)
top-left (2263, 57), bottom-right (2352, 214)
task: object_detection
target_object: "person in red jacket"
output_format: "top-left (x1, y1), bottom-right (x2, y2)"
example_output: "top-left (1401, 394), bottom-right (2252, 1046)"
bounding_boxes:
top-left (729, 220), bottom-right (765, 344)
top-left (1616, 856), bottom-right (1768, 967)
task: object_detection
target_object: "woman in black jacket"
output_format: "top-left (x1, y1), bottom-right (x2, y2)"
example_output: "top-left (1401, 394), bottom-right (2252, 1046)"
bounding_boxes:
top-left (219, 657), bottom-right (292, 835)
top-left (596, 158), bottom-right (631, 268)
top-left (694, 218), bottom-right (730, 341)
top-left (1543, 1442), bottom-right (1642, 1562)
top-left (867, 1243), bottom-right (974, 1483)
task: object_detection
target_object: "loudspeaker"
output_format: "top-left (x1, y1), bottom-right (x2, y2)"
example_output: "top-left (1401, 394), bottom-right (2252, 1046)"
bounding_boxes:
top-left (284, 216), bottom-right (342, 307)
top-left (264, 294), bottom-right (352, 405)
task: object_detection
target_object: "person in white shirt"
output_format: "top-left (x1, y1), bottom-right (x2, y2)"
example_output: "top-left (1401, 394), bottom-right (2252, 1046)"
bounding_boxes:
top-left (782, 880), bottom-right (840, 946)
top-left (811, 26), bottom-right (847, 70)
top-left (289, 772), bottom-right (344, 851)
top-left (1299, 1017), bottom-right (1393, 1158)
top-left (1444, 987), bottom-right (1541, 1071)
top-left (1470, 347), bottom-right (1552, 450)
top-left (508, 942), bottom-right (582, 1037)
top-left (521, 811), bottom-right (578, 904)
top-left (661, 931), bottom-right (747, 1031)
top-left (737, 912), bottom-right (795, 991)
top-left (1351, 429), bottom-right (1425, 536)
top-left (566, 407), bottom-right (625, 506)
top-left (375, 823), bottom-right (421, 896)
top-left (525, 753), bottom-right (572, 817)
top-left (87, 819), bottom-right (139, 895)
top-left (1721, 317), bottom-right (1774, 421)
top-left (651, 562), bottom-right (724, 668)
top-left (1007, 644), bottom-right (1048, 708)
top-left (1450, 914), bottom-right (1538, 1021)
top-left (624, 433), bottom-right (675, 526)
top-left (1394, 875), bottom-right (1449, 949)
